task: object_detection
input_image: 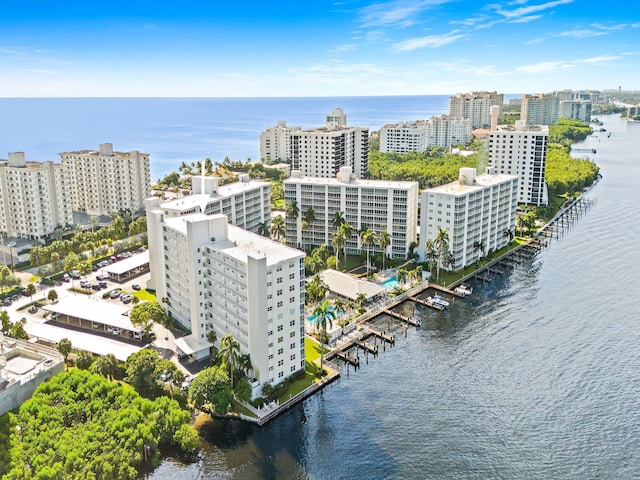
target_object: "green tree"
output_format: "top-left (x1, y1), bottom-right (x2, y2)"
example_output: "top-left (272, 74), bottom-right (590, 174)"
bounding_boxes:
top-left (25, 282), bottom-right (36, 305)
top-left (332, 210), bottom-right (345, 229)
top-left (206, 330), bottom-right (218, 360)
top-left (0, 265), bottom-right (11, 293)
top-left (75, 350), bottom-right (94, 370)
top-left (473, 240), bottom-right (485, 264)
top-left (173, 424), bottom-right (200, 453)
top-left (47, 288), bottom-right (58, 303)
top-left (0, 310), bottom-right (10, 334)
top-left (8, 318), bottom-right (28, 340)
top-left (377, 231), bottom-right (392, 271)
top-left (257, 220), bottom-right (270, 237)
top-left (130, 301), bottom-right (167, 336)
top-left (58, 337), bottom-right (72, 368)
top-left (359, 227), bottom-right (377, 277)
top-left (218, 333), bottom-right (241, 389)
top-left (92, 353), bottom-right (119, 380)
top-left (286, 199), bottom-right (300, 220)
top-left (313, 298), bottom-right (336, 374)
top-left (434, 226), bottom-right (450, 282)
top-left (270, 215), bottom-right (286, 242)
top-left (234, 377), bottom-right (252, 403)
top-left (188, 366), bottom-right (233, 414)
top-left (125, 349), bottom-right (163, 395)
top-left (331, 228), bottom-right (346, 270)
top-left (302, 206), bottom-right (316, 230)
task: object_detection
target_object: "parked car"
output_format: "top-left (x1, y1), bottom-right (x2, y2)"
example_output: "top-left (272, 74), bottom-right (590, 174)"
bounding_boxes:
top-left (121, 294), bottom-right (133, 304)
top-left (2, 299), bottom-right (11, 307)
top-left (132, 284), bottom-right (141, 291)
top-left (109, 290), bottom-right (122, 299)
top-left (91, 284), bottom-right (101, 291)
top-left (99, 281), bottom-right (108, 288)
top-left (181, 376), bottom-right (194, 390)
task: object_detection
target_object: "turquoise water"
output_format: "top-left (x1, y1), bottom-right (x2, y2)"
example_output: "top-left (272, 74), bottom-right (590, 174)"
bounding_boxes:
top-left (382, 275), bottom-right (399, 290)
top-left (307, 306), bottom-right (344, 324)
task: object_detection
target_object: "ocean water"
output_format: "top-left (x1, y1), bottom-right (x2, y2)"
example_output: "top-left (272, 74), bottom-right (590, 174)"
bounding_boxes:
top-left (0, 96), bottom-right (455, 181)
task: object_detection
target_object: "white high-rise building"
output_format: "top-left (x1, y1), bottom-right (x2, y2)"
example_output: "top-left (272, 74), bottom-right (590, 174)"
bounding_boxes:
top-left (559, 100), bottom-right (592, 122)
top-left (145, 205), bottom-right (306, 398)
top-left (284, 166), bottom-right (419, 259)
top-left (426, 115), bottom-right (473, 147)
top-left (449, 91), bottom-right (504, 129)
top-left (521, 94), bottom-right (559, 126)
top-left (0, 152), bottom-right (73, 239)
top-left (418, 167), bottom-right (518, 270)
top-left (488, 114), bottom-right (549, 206)
top-left (289, 108), bottom-right (369, 179)
top-left (155, 174), bottom-right (270, 232)
top-left (260, 121), bottom-right (301, 163)
top-left (380, 116), bottom-right (472, 153)
top-left (380, 121), bottom-right (428, 153)
top-left (59, 143), bottom-right (151, 216)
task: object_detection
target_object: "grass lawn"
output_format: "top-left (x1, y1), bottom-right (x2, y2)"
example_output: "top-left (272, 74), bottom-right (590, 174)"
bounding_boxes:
top-left (231, 399), bottom-right (258, 418)
top-left (304, 337), bottom-right (328, 363)
top-left (133, 289), bottom-right (156, 302)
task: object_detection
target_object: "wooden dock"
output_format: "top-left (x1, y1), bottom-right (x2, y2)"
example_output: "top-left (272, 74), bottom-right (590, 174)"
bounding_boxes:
top-left (368, 327), bottom-right (395, 345)
top-left (409, 295), bottom-right (445, 311)
top-left (356, 340), bottom-right (378, 355)
top-left (383, 308), bottom-right (421, 325)
top-left (334, 350), bottom-right (360, 367)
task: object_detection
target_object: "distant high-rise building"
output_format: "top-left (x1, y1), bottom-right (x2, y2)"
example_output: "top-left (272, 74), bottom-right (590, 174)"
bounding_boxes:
top-left (260, 121), bottom-right (301, 163)
top-left (488, 118), bottom-right (549, 206)
top-left (0, 152), bottom-right (73, 239)
top-left (521, 94), bottom-right (559, 126)
top-left (418, 167), bottom-right (518, 270)
top-left (559, 100), bottom-right (592, 122)
top-left (289, 108), bottom-right (369, 179)
top-left (380, 115), bottom-right (472, 153)
top-left (448, 91), bottom-right (504, 129)
top-left (59, 143), bottom-right (151, 216)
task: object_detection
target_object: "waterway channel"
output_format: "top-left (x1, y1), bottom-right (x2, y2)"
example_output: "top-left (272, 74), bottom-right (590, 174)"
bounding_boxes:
top-left (148, 114), bottom-right (640, 479)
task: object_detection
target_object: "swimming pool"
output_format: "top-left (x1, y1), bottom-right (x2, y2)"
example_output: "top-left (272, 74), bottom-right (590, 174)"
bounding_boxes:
top-left (381, 275), bottom-right (399, 290)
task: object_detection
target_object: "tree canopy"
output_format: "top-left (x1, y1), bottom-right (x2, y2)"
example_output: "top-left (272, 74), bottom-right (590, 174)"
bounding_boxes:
top-left (188, 365), bottom-right (233, 415)
top-left (0, 369), bottom-right (197, 479)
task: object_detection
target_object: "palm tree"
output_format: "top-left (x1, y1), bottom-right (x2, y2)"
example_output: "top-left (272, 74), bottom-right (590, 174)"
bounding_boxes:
top-left (424, 239), bottom-right (437, 278)
top-left (25, 283), bottom-right (36, 305)
top-left (218, 333), bottom-right (241, 389)
top-left (332, 211), bottom-right (345, 230)
top-left (238, 353), bottom-right (252, 378)
top-left (355, 292), bottom-right (368, 312)
top-left (473, 240), bottom-right (485, 264)
top-left (313, 298), bottom-right (336, 375)
top-left (57, 338), bottom-right (72, 370)
top-left (414, 265), bottom-right (423, 283)
top-left (340, 222), bottom-right (354, 266)
top-left (270, 215), bottom-right (286, 242)
top-left (377, 231), bottom-right (392, 271)
top-left (434, 227), bottom-right (450, 283)
top-left (206, 330), bottom-right (218, 360)
top-left (286, 199), bottom-right (300, 220)
top-left (396, 268), bottom-right (408, 285)
top-left (302, 206), bottom-right (316, 231)
top-left (257, 220), bottom-right (270, 237)
top-left (331, 229), bottom-right (346, 270)
top-left (359, 228), bottom-right (377, 277)
top-left (90, 215), bottom-right (99, 232)
top-left (333, 297), bottom-right (345, 316)
top-left (503, 228), bottom-right (514, 243)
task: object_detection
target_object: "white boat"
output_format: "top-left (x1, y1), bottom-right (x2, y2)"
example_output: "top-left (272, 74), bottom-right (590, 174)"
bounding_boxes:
top-left (432, 294), bottom-right (450, 308)
top-left (454, 284), bottom-right (473, 296)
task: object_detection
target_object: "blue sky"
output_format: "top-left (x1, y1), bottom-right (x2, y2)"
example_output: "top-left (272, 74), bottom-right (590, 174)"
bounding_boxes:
top-left (0, 0), bottom-right (637, 97)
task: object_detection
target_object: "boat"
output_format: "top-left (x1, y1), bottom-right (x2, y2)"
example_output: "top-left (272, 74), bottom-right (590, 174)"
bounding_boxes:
top-left (432, 294), bottom-right (450, 308)
top-left (454, 284), bottom-right (473, 296)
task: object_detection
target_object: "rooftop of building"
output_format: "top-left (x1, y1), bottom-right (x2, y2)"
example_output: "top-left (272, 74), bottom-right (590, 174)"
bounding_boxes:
top-left (318, 269), bottom-right (386, 301)
top-left (41, 296), bottom-right (136, 332)
top-left (0, 335), bottom-right (63, 396)
top-left (159, 177), bottom-right (269, 213)
top-left (424, 169), bottom-right (518, 196)
top-left (491, 123), bottom-right (549, 133)
top-left (163, 213), bottom-right (303, 266)
top-left (60, 149), bottom-right (149, 157)
top-left (285, 170), bottom-right (418, 189)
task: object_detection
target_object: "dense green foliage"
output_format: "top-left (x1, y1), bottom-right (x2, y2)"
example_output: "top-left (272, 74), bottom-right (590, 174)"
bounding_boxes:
top-left (124, 349), bottom-right (182, 398)
top-left (545, 145), bottom-right (600, 197)
top-left (0, 369), bottom-right (197, 479)
top-left (548, 118), bottom-right (592, 147)
top-left (368, 148), bottom-right (484, 188)
top-left (188, 366), bottom-right (233, 414)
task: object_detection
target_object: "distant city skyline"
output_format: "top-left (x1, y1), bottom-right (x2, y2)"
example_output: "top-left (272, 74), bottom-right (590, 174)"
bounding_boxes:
top-left (0, 0), bottom-right (637, 97)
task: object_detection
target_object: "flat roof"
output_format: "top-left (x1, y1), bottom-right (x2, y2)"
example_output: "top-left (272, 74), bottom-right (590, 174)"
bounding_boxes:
top-left (175, 334), bottom-right (210, 356)
top-left (424, 172), bottom-right (518, 196)
top-left (102, 251), bottom-right (149, 275)
top-left (318, 269), bottom-right (386, 301)
top-left (285, 175), bottom-right (417, 189)
top-left (41, 296), bottom-right (136, 331)
top-left (159, 179), bottom-right (269, 213)
top-left (23, 322), bottom-right (140, 362)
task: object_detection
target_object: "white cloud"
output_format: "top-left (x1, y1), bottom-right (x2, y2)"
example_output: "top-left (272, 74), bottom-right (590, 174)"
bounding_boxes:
top-left (514, 54), bottom-right (620, 74)
top-left (329, 43), bottom-right (359, 54)
top-left (491, 0), bottom-right (574, 20)
top-left (508, 14), bottom-right (542, 23)
top-left (394, 30), bottom-right (468, 51)
top-left (358, 0), bottom-right (454, 28)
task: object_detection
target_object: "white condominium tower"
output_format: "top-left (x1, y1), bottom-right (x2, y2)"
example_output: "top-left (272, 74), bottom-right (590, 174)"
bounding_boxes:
top-left (260, 120), bottom-right (301, 162)
top-left (418, 167), bottom-right (518, 269)
top-left (521, 94), bottom-right (559, 126)
top-left (559, 100), bottom-right (592, 123)
top-left (145, 205), bottom-right (306, 398)
top-left (488, 106), bottom-right (549, 207)
top-left (59, 143), bottom-right (151, 216)
top-left (284, 166), bottom-right (419, 259)
top-left (448, 91), bottom-right (504, 129)
top-left (380, 116), bottom-right (472, 153)
top-left (155, 174), bottom-right (270, 233)
top-left (289, 108), bottom-right (369, 179)
top-left (0, 152), bottom-right (73, 239)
